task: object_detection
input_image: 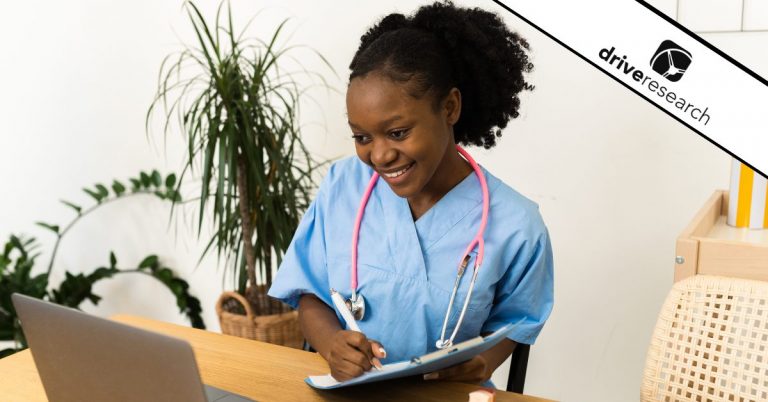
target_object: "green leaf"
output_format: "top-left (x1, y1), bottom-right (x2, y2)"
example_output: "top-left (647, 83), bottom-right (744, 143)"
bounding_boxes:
top-left (168, 280), bottom-right (184, 296)
top-left (35, 222), bottom-right (60, 235)
top-left (151, 170), bottom-right (162, 187)
top-left (154, 191), bottom-right (167, 200)
top-left (94, 184), bottom-right (109, 198)
top-left (31, 273), bottom-right (48, 293)
top-left (169, 190), bottom-right (182, 202)
top-left (48, 267), bottom-right (118, 308)
top-left (157, 267), bottom-right (173, 282)
top-left (89, 267), bottom-right (118, 281)
top-left (129, 178), bottom-right (142, 191)
top-left (60, 200), bottom-right (82, 214)
top-left (0, 255), bottom-right (10, 273)
top-left (0, 314), bottom-right (15, 342)
top-left (83, 187), bottom-right (105, 203)
top-left (140, 171), bottom-right (151, 188)
top-left (138, 260), bottom-right (205, 329)
top-left (165, 173), bottom-right (177, 189)
top-left (112, 180), bottom-right (126, 196)
top-left (138, 255), bottom-right (159, 269)
top-left (109, 252), bottom-right (117, 269)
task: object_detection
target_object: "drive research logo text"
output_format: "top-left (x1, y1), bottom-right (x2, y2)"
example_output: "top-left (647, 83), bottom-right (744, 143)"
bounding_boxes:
top-left (598, 44), bottom-right (710, 126)
top-left (650, 40), bottom-right (692, 82)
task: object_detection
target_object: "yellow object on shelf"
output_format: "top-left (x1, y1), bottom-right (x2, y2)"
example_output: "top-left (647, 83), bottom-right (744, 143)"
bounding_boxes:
top-left (728, 158), bottom-right (768, 229)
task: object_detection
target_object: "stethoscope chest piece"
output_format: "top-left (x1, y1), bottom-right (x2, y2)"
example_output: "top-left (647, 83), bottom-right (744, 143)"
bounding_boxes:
top-left (345, 292), bottom-right (366, 320)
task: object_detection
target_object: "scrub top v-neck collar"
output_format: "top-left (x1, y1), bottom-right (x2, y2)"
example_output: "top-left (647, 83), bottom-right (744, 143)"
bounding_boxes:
top-left (373, 167), bottom-right (489, 283)
top-left (413, 168), bottom-right (488, 252)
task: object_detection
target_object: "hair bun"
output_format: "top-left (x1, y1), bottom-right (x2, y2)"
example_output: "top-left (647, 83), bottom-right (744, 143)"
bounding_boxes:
top-left (356, 13), bottom-right (410, 57)
top-left (349, 1), bottom-right (533, 149)
top-left (378, 13), bottom-right (409, 31)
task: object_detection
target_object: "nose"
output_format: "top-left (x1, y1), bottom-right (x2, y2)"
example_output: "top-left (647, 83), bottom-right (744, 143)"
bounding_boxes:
top-left (369, 139), bottom-right (397, 168)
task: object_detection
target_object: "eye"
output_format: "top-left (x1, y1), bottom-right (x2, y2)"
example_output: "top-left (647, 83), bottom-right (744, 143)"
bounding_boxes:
top-left (351, 134), bottom-right (371, 145)
top-left (389, 129), bottom-right (410, 140)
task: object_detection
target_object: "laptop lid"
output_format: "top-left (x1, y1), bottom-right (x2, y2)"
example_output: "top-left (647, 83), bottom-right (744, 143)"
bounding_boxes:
top-left (12, 293), bottom-right (208, 402)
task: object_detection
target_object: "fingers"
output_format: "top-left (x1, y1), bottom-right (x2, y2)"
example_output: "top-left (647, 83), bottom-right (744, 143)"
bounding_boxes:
top-left (344, 332), bottom-right (373, 358)
top-left (344, 332), bottom-right (375, 366)
top-left (370, 357), bottom-right (383, 370)
top-left (340, 342), bottom-right (373, 371)
top-left (423, 364), bottom-right (459, 381)
top-left (423, 356), bottom-right (487, 384)
top-left (328, 331), bottom-right (379, 381)
top-left (367, 340), bottom-right (386, 369)
top-left (331, 358), bottom-right (366, 381)
top-left (423, 371), bottom-right (440, 381)
top-left (369, 340), bottom-right (387, 359)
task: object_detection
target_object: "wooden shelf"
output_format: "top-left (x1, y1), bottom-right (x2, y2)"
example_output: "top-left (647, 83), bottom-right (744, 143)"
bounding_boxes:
top-left (675, 190), bottom-right (768, 282)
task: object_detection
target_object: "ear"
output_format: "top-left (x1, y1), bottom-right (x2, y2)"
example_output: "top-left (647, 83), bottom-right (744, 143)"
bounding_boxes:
top-left (443, 87), bottom-right (462, 126)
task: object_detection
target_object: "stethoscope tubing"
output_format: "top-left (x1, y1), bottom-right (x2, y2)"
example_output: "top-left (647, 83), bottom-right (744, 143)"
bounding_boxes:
top-left (349, 144), bottom-right (490, 349)
top-left (350, 169), bottom-right (380, 297)
top-left (437, 145), bottom-right (489, 348)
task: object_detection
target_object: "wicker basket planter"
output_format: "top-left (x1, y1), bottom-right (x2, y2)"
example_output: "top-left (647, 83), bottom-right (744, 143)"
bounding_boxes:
top-left (216, 288), bottom-right (303, 349)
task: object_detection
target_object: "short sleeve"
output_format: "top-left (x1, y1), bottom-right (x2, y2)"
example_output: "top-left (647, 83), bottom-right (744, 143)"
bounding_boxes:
top-left (267, 182), bottom-right (331, 309)
top-left (481, 222), bottom-right (554, 345)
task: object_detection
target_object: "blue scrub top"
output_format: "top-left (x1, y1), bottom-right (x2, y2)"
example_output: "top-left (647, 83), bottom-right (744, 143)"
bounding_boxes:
top-left (268, 156), bottom-right (554, 364)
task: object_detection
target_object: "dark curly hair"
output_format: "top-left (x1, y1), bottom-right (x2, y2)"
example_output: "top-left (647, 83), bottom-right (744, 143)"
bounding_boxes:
top-left (349, 0), bottom-right (533, 149)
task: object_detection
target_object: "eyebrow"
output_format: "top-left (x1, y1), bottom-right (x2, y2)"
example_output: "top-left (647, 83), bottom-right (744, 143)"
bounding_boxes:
top-left (348, 115), bottom-right (404, 131)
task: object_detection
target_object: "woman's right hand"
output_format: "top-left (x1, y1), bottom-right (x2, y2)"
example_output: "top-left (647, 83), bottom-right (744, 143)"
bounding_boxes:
top-left (326, 330), bottom-right (386, 381)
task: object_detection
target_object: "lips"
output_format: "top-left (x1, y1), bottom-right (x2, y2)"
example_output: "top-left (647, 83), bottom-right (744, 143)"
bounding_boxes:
top-left (379, 163), bottom-right (414, 185)
top-left (382, 163), bottom-right (413, 178)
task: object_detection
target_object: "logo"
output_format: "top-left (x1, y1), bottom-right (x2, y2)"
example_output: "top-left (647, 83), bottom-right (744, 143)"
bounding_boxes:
top-left (649, 40), bottom-right (692, 82)
top-left (598, 44), bottom-right (710, 126)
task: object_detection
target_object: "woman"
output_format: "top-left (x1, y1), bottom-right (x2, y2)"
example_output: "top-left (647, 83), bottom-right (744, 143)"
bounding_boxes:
top-left (268, 1), bottom-right (553, 386)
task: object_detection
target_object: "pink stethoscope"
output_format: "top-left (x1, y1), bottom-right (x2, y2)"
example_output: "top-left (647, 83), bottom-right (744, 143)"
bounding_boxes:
top-left (344, 144), bottom-right (490, 350)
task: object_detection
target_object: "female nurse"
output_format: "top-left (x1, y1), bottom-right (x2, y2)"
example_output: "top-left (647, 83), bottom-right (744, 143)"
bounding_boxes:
top-left (268, 0), bottom-right (554, 386)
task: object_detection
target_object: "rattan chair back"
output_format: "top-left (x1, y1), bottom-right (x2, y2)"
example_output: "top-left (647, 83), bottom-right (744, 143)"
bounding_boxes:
top-left (642, 275), bottom-right (768, 402)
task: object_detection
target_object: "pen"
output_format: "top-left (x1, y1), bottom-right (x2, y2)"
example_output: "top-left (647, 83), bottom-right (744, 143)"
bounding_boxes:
top-left (330, 288), bottom-right (382, 370)
top-left (330, 288), bottom-right (361, 332)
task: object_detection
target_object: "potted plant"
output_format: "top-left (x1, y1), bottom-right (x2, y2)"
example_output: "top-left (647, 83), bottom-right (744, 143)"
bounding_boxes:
top-left (0, 171), bottom-right (205, 358)
top-left (147, 1), bottom-right (331, 347)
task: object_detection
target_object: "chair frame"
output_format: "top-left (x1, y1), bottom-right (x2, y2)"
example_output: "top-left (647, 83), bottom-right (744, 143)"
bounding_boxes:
top-left (506, 343), bottom-right (530, 393)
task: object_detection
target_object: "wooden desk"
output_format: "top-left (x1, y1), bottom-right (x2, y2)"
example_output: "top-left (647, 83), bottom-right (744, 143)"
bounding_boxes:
top-left (0, 315), bottom-right (553, 402)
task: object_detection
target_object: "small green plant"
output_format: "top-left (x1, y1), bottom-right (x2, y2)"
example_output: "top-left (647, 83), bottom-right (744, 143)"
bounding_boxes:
top-left (147, 1), bottom-right (333, 314)
top-left (0, 170), bottom-right (204, 358)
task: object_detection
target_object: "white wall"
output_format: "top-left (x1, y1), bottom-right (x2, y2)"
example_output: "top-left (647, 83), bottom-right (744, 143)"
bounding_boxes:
top-left (1, 1), bottom-right (764, 401)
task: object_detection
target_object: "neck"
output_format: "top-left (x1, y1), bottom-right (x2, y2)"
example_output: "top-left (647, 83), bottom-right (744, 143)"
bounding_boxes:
top-left (408, 147), bottom-right (473, 220)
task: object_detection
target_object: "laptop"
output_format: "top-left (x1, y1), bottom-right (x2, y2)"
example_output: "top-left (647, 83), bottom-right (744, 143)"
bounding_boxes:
top-left (11, 293), bottom-right (254, 402)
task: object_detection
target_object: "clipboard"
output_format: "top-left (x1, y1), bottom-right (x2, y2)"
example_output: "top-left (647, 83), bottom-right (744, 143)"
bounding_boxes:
top-left (305, 318), bottom-right (523, 389)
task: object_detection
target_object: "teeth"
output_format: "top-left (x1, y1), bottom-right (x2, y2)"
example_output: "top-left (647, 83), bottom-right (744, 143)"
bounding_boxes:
top-left (383, 164), bottom-right (412, 178)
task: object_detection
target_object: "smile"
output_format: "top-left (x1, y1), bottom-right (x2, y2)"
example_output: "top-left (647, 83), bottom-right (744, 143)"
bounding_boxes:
top-left (382, 163), bottom-right (414, 178)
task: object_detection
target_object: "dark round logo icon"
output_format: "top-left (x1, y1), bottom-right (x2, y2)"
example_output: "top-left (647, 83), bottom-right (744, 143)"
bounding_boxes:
top-left (650, 40), bottom-right (692, 82)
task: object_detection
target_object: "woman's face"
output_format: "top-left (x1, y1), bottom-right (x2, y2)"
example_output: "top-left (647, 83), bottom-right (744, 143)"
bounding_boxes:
top-left (346, 73), bottom-right (460, 200)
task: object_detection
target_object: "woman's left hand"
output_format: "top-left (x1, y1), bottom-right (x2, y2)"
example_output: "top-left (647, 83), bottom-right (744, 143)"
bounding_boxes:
top-left (422, 355), bottom-right (488, 384)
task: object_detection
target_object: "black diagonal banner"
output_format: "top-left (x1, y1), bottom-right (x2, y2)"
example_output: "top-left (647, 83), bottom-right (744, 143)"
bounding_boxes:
top-left (492, 0), bottom-right (767, 179)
